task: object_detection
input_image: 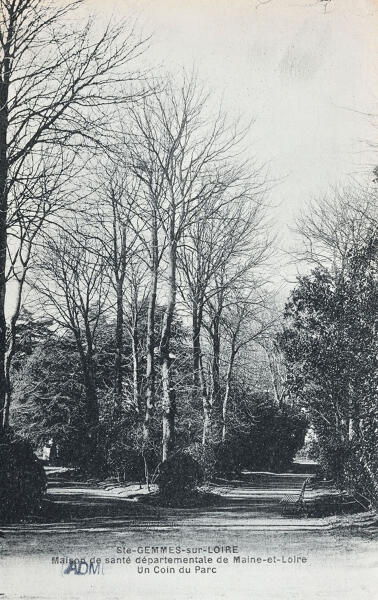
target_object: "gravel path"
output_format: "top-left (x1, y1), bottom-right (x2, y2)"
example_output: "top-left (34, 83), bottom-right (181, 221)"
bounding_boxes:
top-left (0, 470), bottom-right (377, 600)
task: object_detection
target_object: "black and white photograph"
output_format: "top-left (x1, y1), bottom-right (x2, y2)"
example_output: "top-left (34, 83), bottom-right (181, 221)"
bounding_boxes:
top-left (0, 1), bottom-right (377, 599)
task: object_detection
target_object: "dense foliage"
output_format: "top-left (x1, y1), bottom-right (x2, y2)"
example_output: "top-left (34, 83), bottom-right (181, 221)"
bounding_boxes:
top-left (158, 452), bottom-right (204, 505)
top-left (0, 432), bottom-right (47, 522)
top-left (10, 312), bottom-right (305, 486)
top-left (280, 239), bottom-right (378, 505)
top-left (227, 395), bottom-right (308, 473)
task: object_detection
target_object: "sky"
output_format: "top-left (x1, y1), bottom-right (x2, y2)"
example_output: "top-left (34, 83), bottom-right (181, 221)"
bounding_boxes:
top-left (82, 0), bottom-right (378, 288)
top-left (8, 0), bottom-right (378, 313)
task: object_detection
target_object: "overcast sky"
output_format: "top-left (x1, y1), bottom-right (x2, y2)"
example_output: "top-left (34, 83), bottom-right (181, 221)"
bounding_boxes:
top-left (10, 0), bottom-right (373, 316)
top-left (83, 0), bottom-right (378, 287)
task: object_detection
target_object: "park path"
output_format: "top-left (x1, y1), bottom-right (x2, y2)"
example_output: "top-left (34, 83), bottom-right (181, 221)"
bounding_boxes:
top-left (1, 470), bottom-right (377, 600)
top-left (0, 470), bottom-right (368, 534)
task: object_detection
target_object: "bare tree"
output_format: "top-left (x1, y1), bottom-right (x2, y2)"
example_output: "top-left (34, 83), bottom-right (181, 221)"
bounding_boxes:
top-left (90, 155), bottom-right (165, 468)
top-left (178, 200), bottom-right (249, 390)
top-left (127, 75), bottom-right (250, 460)
top-left (123, 257), bottom-right (149, 413)
top-left (263, 336), bottom-right (288, 408)
top-left (178, 191), bottom-right (269, 441)
top-left (221, 290), bottom-right (274, 442)
top-left (32, 230), bottom-right (110, 469)
top-left (142, 200), bottom-right (162, 446)
top-left (0, 0), bottom-right (147, 433)
top-left (200, 207), bottom-right (272, 443)
top-left (3, 145), bottom-right (81, 426)
top-left (91, 164), bottom-right (146, 412)
top-left (295, 184), bottom-right (378, 275)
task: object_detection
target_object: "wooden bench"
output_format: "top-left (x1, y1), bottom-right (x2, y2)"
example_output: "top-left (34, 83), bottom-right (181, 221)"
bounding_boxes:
top-left (280, 476), bottom-right (312, 516)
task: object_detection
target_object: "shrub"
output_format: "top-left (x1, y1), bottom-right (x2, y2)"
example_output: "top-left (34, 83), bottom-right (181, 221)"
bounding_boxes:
top-left (0, 433), bottom-right (47, 523)
top-left (315, 434), bottom-right (378, 506)
top-left (106, 444), bottom-right (146, 482)
top-left (214, 443), bottom-right (240, 477)
top-left (186, 443), bottom-right (217, 482)
top-left (305, 493), bottom-right (363, 517)
top-left (184, 442), bottom-right (241, 481)
top-left (158, 452), bottom-right (203, 505)
top-left (225, 396), bottom-right (308, 473)
top-left (101, 415), bottom-right (161, 484)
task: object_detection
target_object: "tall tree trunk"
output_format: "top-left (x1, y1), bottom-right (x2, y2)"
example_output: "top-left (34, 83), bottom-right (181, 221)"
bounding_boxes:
top-left (131, 316), bottom-right (140, 412)
top-left (0, 199), bottom-right (7, 436)
top-left (222, 347), bottom-right (236, 443)
top-left (3, 278), bottom-right (24, 428)
top-left (143, 212), bottom-right (158, 443)
top-left (114, 278), bottom-right (124, 410)
top-left (348, 390), bottom-right (359, 441)
top-left (192, 303), bottom-right (200, 389)
top-left (114, 224), bottom-right (127, 410)
top-left (192, 299), bottom-right (204, 404)
top-left (82, 357), bottom-right (100, 470)
top-left (0, 51), bottom-right (10, 437)
top-left (160, 239), bottom-right (177, 462)
top-left (210, 314), bottom-right (222, 443)
top-left (201, 356), bottom-right (211, 445)
top-left (359, 454), bottom-right (378, 501)
top-left (75, 326), bottom-right (99, 471)
top-left (83, 362), bottom-right (99, 429)
top-left (266, 348), bottom-right (283, 408)
top-left (161, 352), bottom-right (176, 462)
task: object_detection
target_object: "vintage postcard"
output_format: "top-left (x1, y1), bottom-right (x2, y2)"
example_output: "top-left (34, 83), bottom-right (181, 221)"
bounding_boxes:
top-left (0, 1), bottom-right (377, 599)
